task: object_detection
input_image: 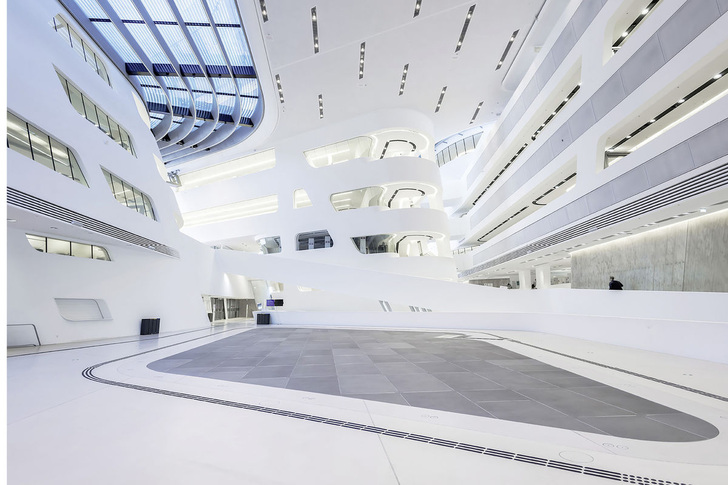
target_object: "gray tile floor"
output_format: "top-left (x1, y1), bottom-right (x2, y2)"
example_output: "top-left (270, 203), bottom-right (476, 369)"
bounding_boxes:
top-left (148, 327), bottom-right (718, 442)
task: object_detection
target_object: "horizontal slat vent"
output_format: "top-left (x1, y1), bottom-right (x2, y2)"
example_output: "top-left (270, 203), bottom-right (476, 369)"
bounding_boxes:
top-left (7, 187), bottom-right (179, 258)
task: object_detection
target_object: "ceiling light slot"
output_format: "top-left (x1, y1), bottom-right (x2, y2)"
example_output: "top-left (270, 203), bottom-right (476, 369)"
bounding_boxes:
top-left (496, 30), bottom-right (519, 70)
top-left (455, 5), bottom-right (476, 53)
top-left (470, 101), bottom-right (483, 124)
top-left (318, 94), bottom-right (324, 119)
top-left (611, 0), bottom-right (661, 54)
top-left (259, 0), bottom-right (268, 21)
top-left (399, 63), bottom-right (409, 96)
top-left (472, 83), bottom-right (580, 205)
top-left (605, 66), bottom-right (728, 167)
top-left (311, 7), bottom-right (319, 53)
top-left (434, 86), bottom-right (447, 113)
top-left (359, 42), bottom-right (366, 79)
top-left (275, 74), bottom-right (284, 103)
top-left (413, 0), bottom-right (422, 18)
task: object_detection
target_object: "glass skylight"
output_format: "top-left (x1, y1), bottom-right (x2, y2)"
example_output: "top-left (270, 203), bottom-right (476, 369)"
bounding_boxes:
top-left (66, 0), bottom-right (261, 162)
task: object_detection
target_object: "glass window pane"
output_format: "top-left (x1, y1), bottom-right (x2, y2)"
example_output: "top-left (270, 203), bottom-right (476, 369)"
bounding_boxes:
top-left (26, 234), bottom-right (46, 252)
top-left (66, 83), bottom-right (86, 116)
top-left (27, 124), bottom-right (55, 169)
top-left (119, 129), bottom-right (131, 150)
top-left (50, 138), bottom-right (73, 178)
top-left (142, 194), bottom-right (155, 220)
top-left (56, 72), bottom-right (71, 99)
top-left (103, 169), bottom-right (114, 188)
top-left (84, 44), bottom-right (99, 70)
top-left (108, 119), bottom-right (121, 142)
top-left (110, 175), bottom-right (127, 205)
top-left (132, 188), bottom-right (147, 216)
top-left (54, 16), bottom-right (71, 44)
top-left (71, 242), bottom-right (93, 259)
top-left (69, 30), bottom-right (85, 59)
top-left (464, 136), bottom-right (475, 151)
top-left (97, 60), bottom-right (110, 85)
top-left (121, 181), bottom-right (137, 210)
top-left (97, 109), bottom-right (111, 136)
top-left (6, 112), bottom-right (33, 159)
top-left (82, 97), bottom-right (99, 126)
top-left (68, 151), bottom-right (88, 186)
top-left (92, 246), bottom-right (110, 260)
top-left (47, 238), bottom-right (71, 256)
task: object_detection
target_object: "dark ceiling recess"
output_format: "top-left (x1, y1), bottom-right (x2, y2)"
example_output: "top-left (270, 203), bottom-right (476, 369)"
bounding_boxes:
top-left (496, 30), bottom-right (519, 70)
top-left (455, 5), bottom-right (476, 53)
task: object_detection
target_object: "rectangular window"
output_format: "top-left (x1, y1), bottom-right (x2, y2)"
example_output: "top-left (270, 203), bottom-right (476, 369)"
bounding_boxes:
top-left (102, 169), bottom-right (156, 221)
top-left (56, 72), bottom-right (134, 157)
top-left (53, 15), bottom-right (111, 87)
top-left (6, 112), bottom-right (33, 159)
top-left (71, 242), bottom-right (93, 259)
top-left (27, 124), bottom-right (55, 170)
top-left (50, 138), bottom-right (73, 178)
top-left (7, 112), bottom-right (88, 186)
top-left (26, 234), bottom-right (111, 261)
top-left (47, 238), bottom-right (71, 256)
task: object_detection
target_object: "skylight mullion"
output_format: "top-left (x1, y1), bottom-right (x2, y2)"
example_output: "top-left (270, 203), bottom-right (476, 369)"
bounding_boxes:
top-left (107, 0), bottom-right (142, 20)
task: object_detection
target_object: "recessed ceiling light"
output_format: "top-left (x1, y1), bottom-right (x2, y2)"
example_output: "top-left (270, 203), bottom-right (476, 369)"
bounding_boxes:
top-left (677, 98), bottom-right (685, 103)
top-left (714, 73), bottom-right (722, 79)
top-left (435, 86), bottom-right (447, 112)
top-left (311, 7), bottom-right (319, 54)
top-left (359, 42), bottom-right (365, 79)
top-left (455, 5), bottom-right (475, 53)
top-left (318, 94), bottom-right (324, 118)
top-left (495, 29), bottom-right (519, 70)
top-left (259, 0), bottom-right (268, 21)
top-left (399, 63), bottom-right (409, 96)
top-left (470, 101), bottom-right (483, 124)
top-left (275, 74), bottom-right (284, 103)
top-left (413, 0), bottom-right (422, 17)
top-left (7, 219), bottom-right (17, 223)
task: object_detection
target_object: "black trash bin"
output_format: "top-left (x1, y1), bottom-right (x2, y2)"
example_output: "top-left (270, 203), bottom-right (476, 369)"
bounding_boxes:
top-left (141, 318), bottom-right (161, 335)
top-left (256, 313), bottom-right (271, 325)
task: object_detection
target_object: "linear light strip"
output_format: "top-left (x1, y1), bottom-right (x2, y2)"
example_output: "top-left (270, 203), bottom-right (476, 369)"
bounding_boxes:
top-left (607, 67), bottom-right (728, 154)
top-left (470, 101), bottom-right (483, 124)
top-left (455, 5), bottom-right (475, 53)
top-left (496, 30), bottom-right (519, 70)
top-left (472, 83), bottom-right (581, 205)
top-left (413, 0), bottom-right (422, 18)
top-left (259, 0), bottom-right (268, 22)
top-left (435, 86), bottom-right (447, 113)
top-left (275, 74), bottom-right (284, 103)
top-left (612, 0), bottom-right (660, 52)
top-left (399, 63), bottom-right (409, 95)
top-left (311, 7), bottom-right (319, 53)
top-left (318, 94), bottom-right (324, 119)
top-left (359, 42), bottom-right (365, 79)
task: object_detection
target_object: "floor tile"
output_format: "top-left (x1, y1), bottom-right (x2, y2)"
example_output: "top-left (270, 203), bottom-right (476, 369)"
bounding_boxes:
top-left (344, 393), bottom-right (410, 406)
top-left (460, 389), bottom-right (530, 402)
top-left (287, 377), bottom-right (341, 395)
top-left (338, 375), bottom-right (397, 394)
top-left (386, 374), bottom-right (452, 393)
top-left (580, 416), bottom-right (706, 442)
top-left (244, 365), bottom-right (295, 378)
top-left (336, 363), bottom-right (381, 375)
top-left (646, 413), bottom-right (719, 439)
top-left (402, 391), bottom-right (493, 417)
top-left (291, 364), bottom-right (338, 377)
top-left (375, 362), bottom-right (427, 375)
top-left (516, 388), bottom-right (635, 417)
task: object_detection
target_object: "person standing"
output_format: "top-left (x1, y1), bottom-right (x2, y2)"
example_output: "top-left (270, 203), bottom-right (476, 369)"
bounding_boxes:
top-left (609, 276), bottom-right (624, 290)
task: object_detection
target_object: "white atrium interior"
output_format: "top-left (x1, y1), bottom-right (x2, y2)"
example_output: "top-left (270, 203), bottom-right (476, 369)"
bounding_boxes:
top-left (5, 0), bottom-right (728, 483)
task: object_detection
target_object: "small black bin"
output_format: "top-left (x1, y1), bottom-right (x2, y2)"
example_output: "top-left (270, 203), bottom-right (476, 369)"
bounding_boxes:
top-left (141, 318), bottom-right (161, 335)
top-left (256, 313), bottom-right (271, 325)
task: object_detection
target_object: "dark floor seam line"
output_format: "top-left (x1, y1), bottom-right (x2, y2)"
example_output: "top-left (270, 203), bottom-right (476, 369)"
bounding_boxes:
top-left (7, 325), bottom-right (247, 358)
top-left (487, 334), bottom-right (728, 402)
top-left (78, 331), bottom-right (690, 485)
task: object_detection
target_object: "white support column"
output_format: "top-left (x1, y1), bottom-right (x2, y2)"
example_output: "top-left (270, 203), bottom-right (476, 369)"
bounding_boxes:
top-left (535, 264), bottom-right (551, 289)
top-left (518, 269), bottom-right (531, 290)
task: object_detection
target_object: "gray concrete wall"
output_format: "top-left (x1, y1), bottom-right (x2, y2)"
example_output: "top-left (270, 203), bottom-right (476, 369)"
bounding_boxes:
top-left (571, 209), bottom-right (728, 291)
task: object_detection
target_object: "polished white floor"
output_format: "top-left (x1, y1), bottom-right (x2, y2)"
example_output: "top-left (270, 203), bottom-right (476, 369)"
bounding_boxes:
top-left (7, 322), bottom-right (728, 485)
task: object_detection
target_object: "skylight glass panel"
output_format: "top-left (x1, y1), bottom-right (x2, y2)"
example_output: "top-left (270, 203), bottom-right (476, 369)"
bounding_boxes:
top-left (138, 0), bottom-right (176, 22)
top-left (175, 0), bottom-right (210, 23)
top-left (126, 24), bottom-right (169, 63)
top-left (164, 76), bottom-right (186, 89)
top-left (189, 77), bottom-right (213, 112)
top-left (94, 22), bottom-right (141, 62)
top-left (188, 26), bottom-right (226, 65)
top-left (236, 78), bottom-right (259, 97)
top-left (161, 79), bottom-right (191, 110)
top-left (74, 0), bottom-right (109, 19)
top-left (194, 92), bottom-right (214, 114)
top-left (240, 96), bottom-right (257, 118)
top-left (107, 0), bottom-right (143, 21)
top-left (157, 25), bottom-right (198, 64)
top-left (212, 77), bottom-right (235, 95)
top-left (217, 28), bottom-right (253, 66)
top-left (172, 115), bottom-right (185, 124)
top-left (208, 0), bottom-right (241, 25)
top-left (149, 117), bottom-right (162, 128)
top-left (217, 96), bottom-right (235, 116)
